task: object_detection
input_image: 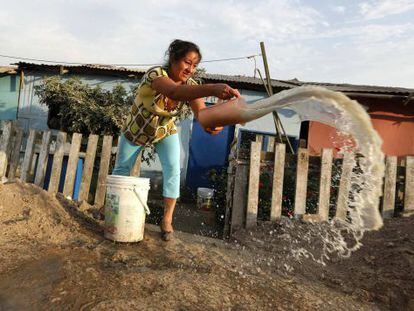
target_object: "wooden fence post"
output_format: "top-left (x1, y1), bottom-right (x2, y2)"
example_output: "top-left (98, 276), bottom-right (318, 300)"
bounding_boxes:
top-left (246, 141), bottom-right (261, 228)
top-left (224, 124), bottom-right (241, 237)
top-left (267, 136), bottom-right (275, 152)
top-left (335, 152), bottom-right (354, 220)
top-left (231, 164), bottom-right (249, 233)
top-left (8, 127), bottom-right (24, 180)
top-left (382, 156), bottom-right (397, 218)
top-left (34, 130), bottom-right (51, 187)
top-left (63, 133), bottom-right (82, 198)
top-left (294, 148), bottom-right (309, 217)
top-left (21, 129), bottom-right (36, 182)
top-left (270, 143), bottom-right (285, 221)
top-left (48, 132), bottom-right (67, 193)
top-left (404, 156), bottom-right (414, 213)
top-left (0, 121), bottom-right (13, 179)
top-left (78, 134), bottom-right (99, 202)
top-left (318, 148), bottom-right (333, 221)
top-left (94, 135), bottom-right (113, 207)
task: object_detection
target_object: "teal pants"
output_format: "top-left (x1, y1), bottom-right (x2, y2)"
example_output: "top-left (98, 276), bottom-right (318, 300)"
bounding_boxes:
top-left (113, 134), bottom-right (181, 199)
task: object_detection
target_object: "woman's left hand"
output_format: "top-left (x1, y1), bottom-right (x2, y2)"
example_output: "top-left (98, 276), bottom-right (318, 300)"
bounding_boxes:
top-left (205, 126), bottom-right (223, 135)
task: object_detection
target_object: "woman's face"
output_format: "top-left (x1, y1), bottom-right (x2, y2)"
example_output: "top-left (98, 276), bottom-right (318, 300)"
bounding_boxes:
top-left (170, 51), bottom-right (200, 83)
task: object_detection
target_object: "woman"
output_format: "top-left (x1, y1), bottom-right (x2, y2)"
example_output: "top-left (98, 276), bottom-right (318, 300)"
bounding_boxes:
top-left (113, 39), bottom-right (240, 241)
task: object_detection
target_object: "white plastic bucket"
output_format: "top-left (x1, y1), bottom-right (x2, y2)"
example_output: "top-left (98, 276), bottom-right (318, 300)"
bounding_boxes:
top-left (197, 187), bottom-right (214, 211)
top-left (104, 175), bottom-right (150, 242)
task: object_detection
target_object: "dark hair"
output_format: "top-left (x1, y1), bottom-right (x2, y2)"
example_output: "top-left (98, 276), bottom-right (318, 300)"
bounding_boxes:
top-left (165, 39), bottom-right (202, 67)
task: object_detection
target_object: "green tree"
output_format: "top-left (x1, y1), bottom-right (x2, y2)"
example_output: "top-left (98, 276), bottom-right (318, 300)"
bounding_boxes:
top-left (34, 76), bottom-right (135, 135)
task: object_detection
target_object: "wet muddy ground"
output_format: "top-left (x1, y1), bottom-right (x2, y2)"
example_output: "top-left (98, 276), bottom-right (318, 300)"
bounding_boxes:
top-left (0, 181), bottom-right (413, 310)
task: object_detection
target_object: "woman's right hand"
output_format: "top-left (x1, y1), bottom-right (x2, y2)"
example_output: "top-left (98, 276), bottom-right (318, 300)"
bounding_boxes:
top-left (213, 84), bottom-right (241, 100)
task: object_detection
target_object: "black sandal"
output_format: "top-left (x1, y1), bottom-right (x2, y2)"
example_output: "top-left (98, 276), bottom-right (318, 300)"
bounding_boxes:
top-left (160, 224), bottom-right (174, 241)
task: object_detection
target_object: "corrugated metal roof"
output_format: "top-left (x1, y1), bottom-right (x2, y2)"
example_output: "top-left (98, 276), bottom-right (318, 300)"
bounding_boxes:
top-left (198, 72), bottom-right (296, 89)
top-left (0, 66), bottom-right (18, 74)
top-left (199, 73), bottom-right (413, 95)
top-left (284, 78), bottom-right (414, 95)
top-left (14, 62), bottom-right (414, 96)
top-left (15, 62), bottom-right (147, 76)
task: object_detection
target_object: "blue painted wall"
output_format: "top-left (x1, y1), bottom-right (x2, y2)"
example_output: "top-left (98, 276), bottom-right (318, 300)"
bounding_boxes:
top-left (0, 75), bottom-right (19, 120)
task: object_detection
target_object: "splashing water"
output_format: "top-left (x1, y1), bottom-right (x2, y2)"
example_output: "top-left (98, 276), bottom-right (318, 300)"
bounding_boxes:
top-left (241, 86), bottom-right (384, 229)
top-left (200, 85), bottom-right (385, 265)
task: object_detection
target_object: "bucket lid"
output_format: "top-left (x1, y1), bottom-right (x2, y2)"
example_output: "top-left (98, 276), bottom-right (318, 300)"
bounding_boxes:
top-left (197, 187), bottom-right (214, 198)
top-left (107, 175), bottom-right (150, 188)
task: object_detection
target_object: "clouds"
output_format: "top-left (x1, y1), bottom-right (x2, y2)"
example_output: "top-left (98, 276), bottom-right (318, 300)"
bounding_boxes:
top-left (0, 0), bottom-right (413, 87)
top-left (359, 0), bottom-right (414, 20)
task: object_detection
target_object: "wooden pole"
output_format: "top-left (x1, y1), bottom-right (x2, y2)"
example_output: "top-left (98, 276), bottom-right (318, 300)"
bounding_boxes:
top-left (260, 42), bottom-right (295, 154)
top-left (260, 42), bottom-right (273, 97)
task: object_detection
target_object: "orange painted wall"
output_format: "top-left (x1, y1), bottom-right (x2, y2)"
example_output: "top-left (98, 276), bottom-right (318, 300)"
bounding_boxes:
top-left (307, 100), bottom-right (414, 157)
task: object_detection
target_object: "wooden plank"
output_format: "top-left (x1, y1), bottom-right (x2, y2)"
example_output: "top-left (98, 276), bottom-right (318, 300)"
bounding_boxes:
top-left (317, 148), bottom-right (333, 221)
top-left (255, 135), bottom-right (263, 143)
top-left (230, 164), bottom-right (249, 233)
top-left (382, 156), bottom-right (397, 218)
top-left (0, 121), bottom-right (13, 179)
top-left (63, 133), bottom-right (82, 198)
top-left (78, 134), bottom-right (99, 202)
top-left (246, 141), bottom-right (261, 228)
top-left (267, 136), bottom-right (275, 152)
top-left (8, 127), bottom-right (24, 180)
top-left (270, 143), bottom-right (285, 221)
top-left (20, 129), bottom-right (37, 182)
top-left (48, 132), bottom-right (67, 193)
top-left (294, 148), bottom-right (309, 216)
top-left (404, 156), bottom-right (414, 212)
top-left (34, 131), bottom-right (51, 187)
top-left (94, 135), bottom-right (113, 207)
top-left (130, 150), bottom-right (142, 176)
top-left (335, 152), bottom-right (354, 220)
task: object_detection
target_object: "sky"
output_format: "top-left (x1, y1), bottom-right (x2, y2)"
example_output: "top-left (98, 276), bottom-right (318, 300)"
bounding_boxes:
top-left (0, 0), bottom-right (413, 88)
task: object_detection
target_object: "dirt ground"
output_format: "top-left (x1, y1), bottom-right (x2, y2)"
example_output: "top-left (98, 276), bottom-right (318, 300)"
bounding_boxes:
top-left (0, 181), bottom-right (413, 311)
